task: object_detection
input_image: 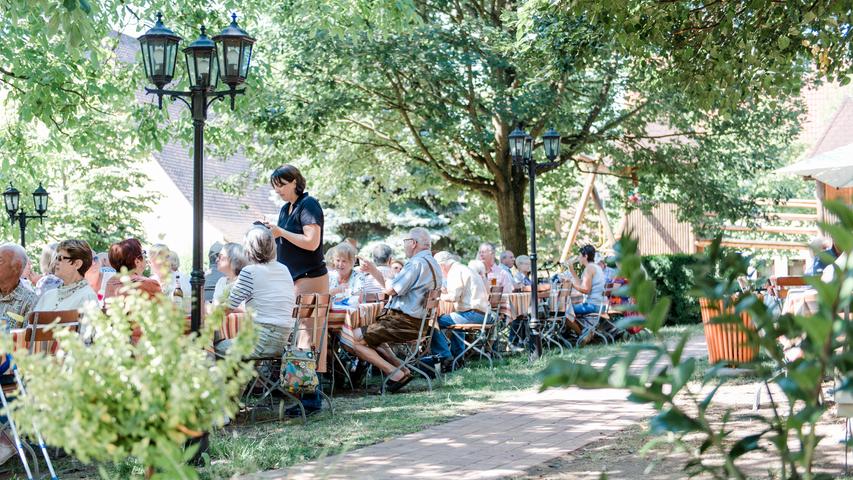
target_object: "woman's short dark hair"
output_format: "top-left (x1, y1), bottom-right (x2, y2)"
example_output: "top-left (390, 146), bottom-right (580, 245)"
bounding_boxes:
top-left (110, 238), bottom-right (144, 272)
top-left (579, 244), bottom-right (596, 262)
top-left (58, 239), bottom-right (93, 277)
top-left (270, 165), bottom-right (306, 196)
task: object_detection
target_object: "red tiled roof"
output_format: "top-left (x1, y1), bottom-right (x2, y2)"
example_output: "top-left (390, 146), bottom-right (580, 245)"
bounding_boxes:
top-left (114, 32), bottom-right (278, 242)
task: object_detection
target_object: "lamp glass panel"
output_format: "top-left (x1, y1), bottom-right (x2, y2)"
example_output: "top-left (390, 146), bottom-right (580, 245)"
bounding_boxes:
top-left (523, 136), bottom-right (533, 160)
top-left (210, 50), bottom-right (219, 87)
top-left (141, 40), bottom-right (151, 78)
top-left (4, 191), bottom-right (19, 214)
top-left (197, 55), bottom-right (210, 86)
top-left (33, 193), bottom-right (48, 214)
top-left (152, 42), bottom-right (166, 75)
top-left (186, 52), bottom-right (197, 87)
top-left (165, 42), bottom-right (177, 77)
top-left (240, 42), bottom-right (252, 77)
top-left (509, 137), bottom-right (520, 157)
top-left (225, 42), bottom-right (240, 77)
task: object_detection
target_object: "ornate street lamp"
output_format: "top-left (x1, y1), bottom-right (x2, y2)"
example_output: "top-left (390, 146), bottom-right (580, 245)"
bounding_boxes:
top-left (139, 12), bottom-right (255, 334)
top-left (4, 182), bottom-right (49, 248)
top-left (510, 125), bottom-right (561, 361)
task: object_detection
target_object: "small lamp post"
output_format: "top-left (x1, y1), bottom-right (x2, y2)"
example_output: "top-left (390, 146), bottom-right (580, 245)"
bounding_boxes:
top-left (4, 182), bottom-right (49, 248)
top-left (139, 12), bottom-right (255, 334)
top-left (509, 126), bottom-right (561, 361)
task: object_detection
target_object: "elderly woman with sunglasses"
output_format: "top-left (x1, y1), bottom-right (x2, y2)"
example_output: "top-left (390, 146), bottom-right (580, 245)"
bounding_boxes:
top-left (33, 239), bottom-right (99, 312)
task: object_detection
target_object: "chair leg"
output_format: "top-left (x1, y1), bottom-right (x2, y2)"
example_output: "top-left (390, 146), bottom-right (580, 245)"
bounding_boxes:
top-left (318, 389), bottom-right (334, 417)
top-left (752, 381), bottom-right (763, 411)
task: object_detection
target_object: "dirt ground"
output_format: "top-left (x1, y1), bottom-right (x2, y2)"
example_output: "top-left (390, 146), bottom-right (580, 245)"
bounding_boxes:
top-left (517, 381), bottom-right (852, 480)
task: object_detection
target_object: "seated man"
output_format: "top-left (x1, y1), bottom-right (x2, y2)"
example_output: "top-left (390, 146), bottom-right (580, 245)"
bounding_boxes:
top-left (478, 242), bottom-right (513, 294)
top-left (430, 251), bottom-right (490, 371)
top-left (0, 243), bottom-right (36, 331)
top-left (0, 243), bottom-right (36, 464)
top-left (342, 227), bottom-right (442, 393)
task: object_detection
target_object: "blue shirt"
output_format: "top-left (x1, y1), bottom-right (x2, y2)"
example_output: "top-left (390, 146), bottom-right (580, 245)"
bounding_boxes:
top-left (388, 250), bottom-right (443, 319)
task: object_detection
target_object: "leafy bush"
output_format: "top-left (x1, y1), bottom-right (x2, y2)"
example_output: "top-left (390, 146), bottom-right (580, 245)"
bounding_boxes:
top-left (542, 200), bottom-right (853, 480)
top-left (4, 287), bottom-right (256, 479)
top-left (642, 254), bottom-right (700, 325)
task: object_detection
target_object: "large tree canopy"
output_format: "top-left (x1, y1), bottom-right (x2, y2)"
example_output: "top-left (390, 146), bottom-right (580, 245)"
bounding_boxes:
top-left (248, 0), bottom-right (803, 253)
top-left (4, 0), bottom-right (847, 256)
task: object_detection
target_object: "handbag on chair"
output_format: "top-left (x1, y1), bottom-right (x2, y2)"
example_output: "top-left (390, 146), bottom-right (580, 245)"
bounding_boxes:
top-left (280, 329), bottom-right (319, 394)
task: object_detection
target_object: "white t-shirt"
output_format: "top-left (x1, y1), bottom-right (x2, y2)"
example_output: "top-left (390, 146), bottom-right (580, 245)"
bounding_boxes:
top-left (442, 262), bottom-right (490, 313)
top-left (228, 262), bottom-right (295, 328)
top-left (34, 279), bottom-right (98, 312)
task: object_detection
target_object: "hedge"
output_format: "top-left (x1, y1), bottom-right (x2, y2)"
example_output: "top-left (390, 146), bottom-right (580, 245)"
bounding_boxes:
top-left (641, 254), bottom-right (701, 325)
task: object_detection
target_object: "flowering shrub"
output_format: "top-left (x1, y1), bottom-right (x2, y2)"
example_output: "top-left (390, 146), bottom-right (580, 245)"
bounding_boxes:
top-left (3, 287), bottom-right (256, 478)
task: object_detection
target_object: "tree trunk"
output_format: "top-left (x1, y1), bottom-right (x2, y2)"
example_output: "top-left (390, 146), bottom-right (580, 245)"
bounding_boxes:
top-left (493, 175), bottom-right (529, 255)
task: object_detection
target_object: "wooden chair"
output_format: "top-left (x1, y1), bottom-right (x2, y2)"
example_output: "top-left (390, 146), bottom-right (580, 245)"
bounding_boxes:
top-left (540, 280), bottom-right (573, 354)
top-left (239, 294), bottom-right (320, 424)
top-left (445, 285), bottom-right (504, 370)
top-left (25, 310), bottom-right (81, 354)
top-left (381, 289), bottom-right (442, 394)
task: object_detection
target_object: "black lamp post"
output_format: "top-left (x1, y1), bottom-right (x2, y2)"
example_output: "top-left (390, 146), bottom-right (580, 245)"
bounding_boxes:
top-left (509, 126), bottom-right (561, 361)
top-left (139, 12), bottom-right (255, 333)
top-left (3, 182), bottom-right (49, 248)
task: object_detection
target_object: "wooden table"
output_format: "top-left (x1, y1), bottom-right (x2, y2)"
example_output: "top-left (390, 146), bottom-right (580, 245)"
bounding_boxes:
top-left (327, 302), bottom-right (384, 331)
top-left (503, 292), bottom-right (530, 319)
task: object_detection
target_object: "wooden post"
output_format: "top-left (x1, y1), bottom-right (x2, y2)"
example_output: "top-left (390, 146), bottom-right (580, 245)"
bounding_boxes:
top-left (591, 186), bottom-right (616, 249)
top-left (560, 171), bottom-right (596, 263)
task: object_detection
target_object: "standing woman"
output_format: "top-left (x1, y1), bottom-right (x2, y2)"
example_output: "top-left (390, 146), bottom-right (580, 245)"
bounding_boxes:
top-left (263, 165), bottom-right (329, 367)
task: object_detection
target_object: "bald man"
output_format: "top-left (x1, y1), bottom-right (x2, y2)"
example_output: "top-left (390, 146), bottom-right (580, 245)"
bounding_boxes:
top-left (0, 243), bottom-right (36, 331)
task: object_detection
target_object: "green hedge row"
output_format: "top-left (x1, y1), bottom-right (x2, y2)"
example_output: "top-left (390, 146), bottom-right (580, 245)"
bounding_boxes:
top-left (641, 254), bottom-right (701, 325)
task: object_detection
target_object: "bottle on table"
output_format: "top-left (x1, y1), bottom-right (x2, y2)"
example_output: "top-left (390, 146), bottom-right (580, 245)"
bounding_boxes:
top-left (173, 273), bottom-right (184, 310)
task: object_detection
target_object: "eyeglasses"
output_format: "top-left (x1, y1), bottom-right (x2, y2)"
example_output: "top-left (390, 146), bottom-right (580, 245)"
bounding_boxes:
top-left (402, 238), bottom-right (416, 245)
top-left (141, 250), bottom-right (148, 261)
top-left (55, 255), bottom-right (74, 263)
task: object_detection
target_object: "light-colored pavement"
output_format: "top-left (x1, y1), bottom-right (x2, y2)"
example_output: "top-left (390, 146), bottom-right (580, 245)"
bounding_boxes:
top-left (242, 336), bottom-right (708, 480)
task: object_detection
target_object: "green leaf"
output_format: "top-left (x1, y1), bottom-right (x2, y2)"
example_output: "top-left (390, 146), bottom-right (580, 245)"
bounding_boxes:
top-left (671, 357), bottom-right (696, 395)
top-left (729, 432), bottom-right (766, 459)
top-left (650, 407), bottom-right (703, 434)
top-left (645, 297), bottom-right (671, 333)
top-left (793, 314), bottom-right (832, 346)
top-left (670, 331), bottom-right (691, 365)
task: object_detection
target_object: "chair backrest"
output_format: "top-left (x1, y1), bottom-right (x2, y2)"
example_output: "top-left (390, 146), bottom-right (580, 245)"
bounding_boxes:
top-left (774, 276), bottom-right (808, 287)
top-left (27, 310), bottom-right (80, 328)
top-left (487, 285), bottom-right (504, 310)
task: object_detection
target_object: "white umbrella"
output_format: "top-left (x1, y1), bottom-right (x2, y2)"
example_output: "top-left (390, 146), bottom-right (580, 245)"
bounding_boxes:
top-left (776, 143), bottom-right (853, 188)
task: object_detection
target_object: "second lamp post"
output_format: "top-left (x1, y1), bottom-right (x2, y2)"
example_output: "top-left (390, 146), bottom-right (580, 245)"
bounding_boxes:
top-left (508, 126), bottom-right (561, 361)
top-left (138, 12), bottom-right (255, 333)
top-left (3, 182), bottom-right (49, 248)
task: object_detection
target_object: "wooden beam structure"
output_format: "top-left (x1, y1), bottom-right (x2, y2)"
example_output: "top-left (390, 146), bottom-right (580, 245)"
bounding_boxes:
top-left (695, 238), bottom-right (810, 251)
top-left (720, 225), bottom-right (820, 235)
top-left (755, 198), bottom-right (818, 209)
top-left (591, 186), bottom-right (616, 249)
top-left (560, 172), bottom-right (596, 263)
top-left (767, 212), bottom-right (819, 222)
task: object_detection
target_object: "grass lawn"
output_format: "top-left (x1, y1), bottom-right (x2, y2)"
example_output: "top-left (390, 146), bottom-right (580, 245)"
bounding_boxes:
top-left (39, 324), bottom-right (703, 479)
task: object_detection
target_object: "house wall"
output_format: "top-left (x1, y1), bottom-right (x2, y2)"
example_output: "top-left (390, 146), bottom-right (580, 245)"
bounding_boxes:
top-left (136, 156), bottom-right (225, 259)
top-left (622, 203), bottom-right (697, 255)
